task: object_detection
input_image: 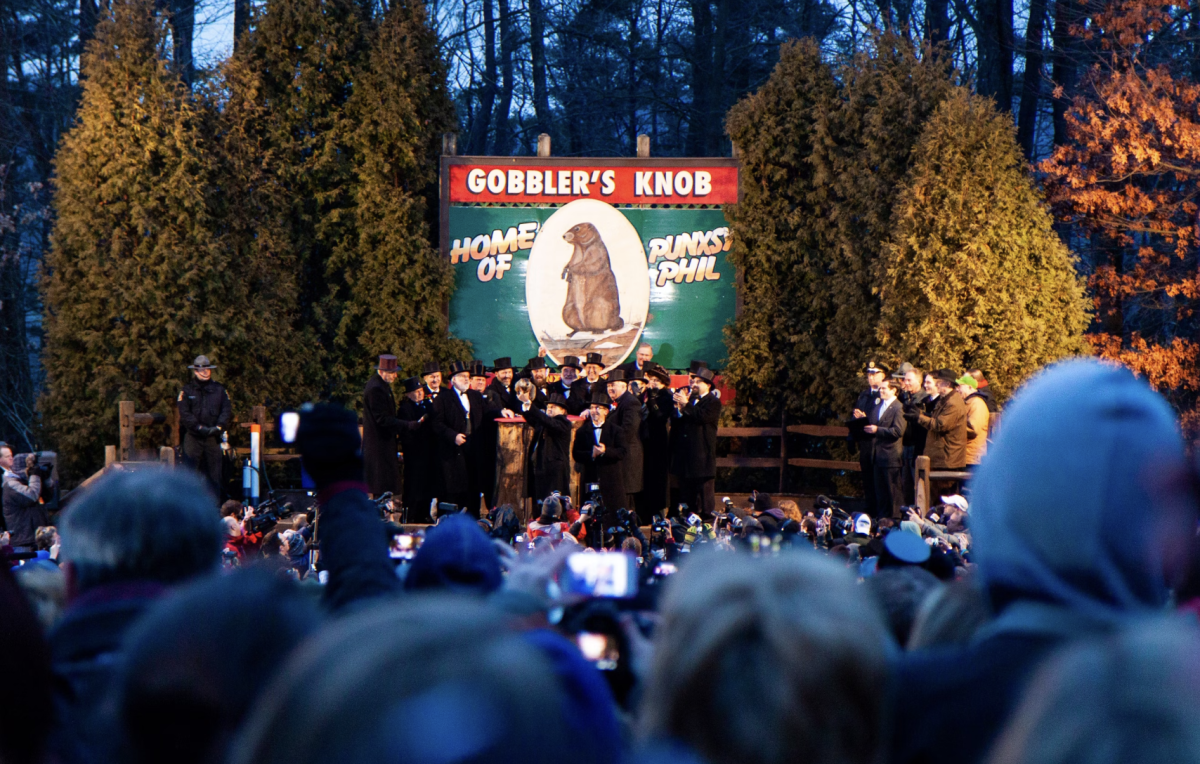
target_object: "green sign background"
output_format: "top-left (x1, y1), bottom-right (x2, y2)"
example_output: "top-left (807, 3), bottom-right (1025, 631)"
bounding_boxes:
top-left (447, 206), bottom-right (735, 370)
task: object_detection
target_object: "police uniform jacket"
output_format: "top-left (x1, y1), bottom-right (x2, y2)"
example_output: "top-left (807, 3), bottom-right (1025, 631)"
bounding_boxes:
top-left (179, 379), bottom-right (232, 438)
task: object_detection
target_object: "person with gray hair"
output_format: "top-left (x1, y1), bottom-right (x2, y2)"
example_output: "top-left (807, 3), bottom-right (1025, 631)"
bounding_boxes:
top-left (49, 468), bottom-right (223, 764)
top-left (639, 550), bottom-right (892, 764)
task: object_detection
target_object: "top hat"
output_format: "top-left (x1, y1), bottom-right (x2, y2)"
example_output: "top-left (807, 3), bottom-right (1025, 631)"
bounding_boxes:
top-left (470, 361), bottom-right (488, 378)
top-left (694, 367), bottom-right (716, 384)
top-left (448, 360), bottom-right (471, 377)
top-left (606, 369), bottom-right (627, 382)
top-left (527, 357), bottom-right (547, 371)
top-left (560, 355), bottom-right (583, 370)
top-left (402, 376), bottom-right (422, 393)
top-left (627, 368), bottom-right (646, 383)
top-left (688, 359), bottom-right (709, 374)
top-left (188, 355), bottom-right (217, 370)
top-left (492, 357), bottom-right (513, 372)
top-left (422, 362), bottom-right (441, 377)
top-left (546, 392), bottom-right (569, 409)
top-left (644, 362), bottom-right (671, 384)
top-left (588, 390), bottom-right (612, 407)
top-left (376, 354), bottom-right (398, 373)
top-left (584, 352), bottom-right (604, 367)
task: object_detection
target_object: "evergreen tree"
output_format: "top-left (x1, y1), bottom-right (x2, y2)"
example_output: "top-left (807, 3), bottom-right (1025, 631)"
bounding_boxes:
top-left (231, 0), bottom-right (371, 400)
top-left (336, 0), bottom-right (469, 380)
top-left (723, 39), bottom-right (839, 422)
top-left (878, 90), bottom-right (1091, 398)
top-left (43, 0), bottom-right (254, 476)
top-left (814, 34), bottom-right (954, 416)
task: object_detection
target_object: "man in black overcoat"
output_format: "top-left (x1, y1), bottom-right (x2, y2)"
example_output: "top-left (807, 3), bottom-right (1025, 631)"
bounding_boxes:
top-left (669, 366), bottom-right (721, 518)
top-left (864, 378), bottom-right (907, 519)
top-left (849, 361), bottom-right (885, 512)
top-left (179, 355), bottom-right (232, 498)
top-left (397, 376), bottom-right (434, 522)
top-left (431, 361), bottom-right (499, 517)
top-left (571, 390), bottom-right (628, 520)
top-left (606, 369), bottom-right (644, 515)
top-left (362, 354), bottom-right (421, 498)
top-left (637, 362), bottom-right (673, 520)
top-left (518, 356), bottom-right (550, 409)
top-left (519, 390), bottom-right (573, 500)
top-left (571, 352), bottom-right (606, 409)
top-left (555, 356), bottom-right (587, 415)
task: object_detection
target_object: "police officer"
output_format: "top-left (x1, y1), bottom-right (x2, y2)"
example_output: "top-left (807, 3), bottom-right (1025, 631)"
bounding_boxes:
top-left (179, 355), bottom-right (232, 498)
top-left (849, 361), bottom-right (885, 513)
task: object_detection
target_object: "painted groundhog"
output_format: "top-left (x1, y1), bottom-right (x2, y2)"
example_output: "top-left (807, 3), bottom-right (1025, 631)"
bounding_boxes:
top-left (561, 222), bottom-right (623, 335)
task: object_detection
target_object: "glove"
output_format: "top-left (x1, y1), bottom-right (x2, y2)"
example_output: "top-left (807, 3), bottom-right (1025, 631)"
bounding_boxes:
top-left (196, 425), bottom-right (220, 437)
top-left (295, 403), bottom-right (364, 489)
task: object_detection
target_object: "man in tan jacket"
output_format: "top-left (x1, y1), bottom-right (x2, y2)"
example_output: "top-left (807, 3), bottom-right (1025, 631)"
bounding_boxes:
top-left (956, 374), bottom-right (989, 466)
top-left (906, 368), bottom-right (968, 471)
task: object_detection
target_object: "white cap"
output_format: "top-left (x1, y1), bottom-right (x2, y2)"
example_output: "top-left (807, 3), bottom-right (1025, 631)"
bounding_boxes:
top-left (853, 514), bottom-right (872, 535)
top-left (941, 495), bottom-right (969, 512)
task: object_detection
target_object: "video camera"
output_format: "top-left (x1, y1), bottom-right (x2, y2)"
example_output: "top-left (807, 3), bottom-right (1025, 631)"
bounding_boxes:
top-left (245, 496), bottom-right (298, 535)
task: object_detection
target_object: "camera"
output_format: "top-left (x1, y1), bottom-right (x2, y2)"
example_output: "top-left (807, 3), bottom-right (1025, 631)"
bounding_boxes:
top-left (245, 497), bottom-right (297, 535)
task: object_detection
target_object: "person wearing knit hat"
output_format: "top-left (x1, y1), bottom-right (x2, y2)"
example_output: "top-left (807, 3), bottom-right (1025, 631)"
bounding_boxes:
top-left (571, 389), bottom-right (628, 521)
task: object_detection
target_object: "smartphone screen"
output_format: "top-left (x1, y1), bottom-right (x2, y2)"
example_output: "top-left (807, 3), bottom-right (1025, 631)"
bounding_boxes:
top-left (560, 551), bottom-right (637, 598)
top-left (280, 411), bottom-right (301, 444)
top-left (575, 632), bottom-right (619, 670)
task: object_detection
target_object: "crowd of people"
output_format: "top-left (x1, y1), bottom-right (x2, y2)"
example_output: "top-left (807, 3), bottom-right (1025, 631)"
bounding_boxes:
top-left (3, 358), bottom-right (1200, 764)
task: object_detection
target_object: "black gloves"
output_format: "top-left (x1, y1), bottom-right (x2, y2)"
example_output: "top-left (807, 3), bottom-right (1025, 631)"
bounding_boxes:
top-left (295, 403), bottom-right (364, 488)
top-left (196, 425), bottom-right (222, 438)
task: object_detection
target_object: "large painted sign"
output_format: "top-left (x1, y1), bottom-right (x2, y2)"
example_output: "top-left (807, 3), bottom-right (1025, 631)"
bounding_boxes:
top-left (441, 157), bottom-right (739, 372)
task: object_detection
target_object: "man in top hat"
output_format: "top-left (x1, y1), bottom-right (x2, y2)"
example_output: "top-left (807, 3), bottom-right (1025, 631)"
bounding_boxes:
top-left (517, 388), bottom-right (572, 499)
top-left (421, 362), bottom-right (444, 403)
top-left (606, 369), bottom-right (644, 517)
top-left (397, 376), bottom-right (435, 522)
top-left (519, 356), bottom-right (550, 409)
top-left (572, 389), bottom-right (628, 521)
top-left (618, 343), bottom-right (654, 377)
top-left (849, 361), bottom-right (886, 512)
top-left (362, 355), bottom-right (424, 499)
top-left (486, 357), bottom-right (520, 412)
top-left (469, 361), bottom-right (489, 393)
top-left (572, 352), bottom-right (605, 404)
top-left (669, 366), bottom-right (721, 517)
top-left (638, 361), bottom-right (674, 519)
top-left (430, 361), bottom-right (502, 516)
top-left (179, 355), bottom-right (232, 498)
top-left (558, 355), bottom-right (589, 415)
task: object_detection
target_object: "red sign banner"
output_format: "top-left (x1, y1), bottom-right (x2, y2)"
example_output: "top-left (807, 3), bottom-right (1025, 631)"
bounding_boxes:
top-left (447, 163), bottom-right (739, 205)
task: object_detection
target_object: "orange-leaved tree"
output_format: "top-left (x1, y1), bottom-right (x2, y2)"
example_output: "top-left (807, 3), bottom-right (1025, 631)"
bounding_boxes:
top-left (1041, 0), bottom-right (1200, 433)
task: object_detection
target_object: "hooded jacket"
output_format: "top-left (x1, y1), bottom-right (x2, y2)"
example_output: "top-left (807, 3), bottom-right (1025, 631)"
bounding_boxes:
top-left (888, 360), bottom-right (1193, 764)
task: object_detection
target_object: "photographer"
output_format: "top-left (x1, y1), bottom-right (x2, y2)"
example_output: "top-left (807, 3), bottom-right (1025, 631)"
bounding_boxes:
top-left (179, 355), bottom-right (232, 498)
top-left (1, 444), bottom-right (50, 550)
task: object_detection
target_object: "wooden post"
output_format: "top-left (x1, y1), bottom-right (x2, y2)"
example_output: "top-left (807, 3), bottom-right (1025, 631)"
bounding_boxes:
top-left (915, 455), bottom-right (931, 517)
top-left (118, 401), bottom-right (135, 462)
top-left (568, 418), bottom-right (584, 508)
top-left (251, 405), bottom-right (267, 427)
top-left (537, 133), bottom-right (551, 157)
top-left (778, 409), bottom-right (787, 495)
top-left (159, 447), bottom-right (175, 467)
top-left (637, 134), bottom-right (650, 158)
top-left (496, 419), bottom-right (528, 520)
top-left (171, 405), bottom-right (181, 447)
top-left (104, 445), bottom-right (118, 469)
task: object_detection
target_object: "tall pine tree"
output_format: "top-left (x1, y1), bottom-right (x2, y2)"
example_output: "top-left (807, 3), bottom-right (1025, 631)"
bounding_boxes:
top-left (337, 0), bottom-right (469, 379)
top-left (878, 90), bottom-right (1091, 397)
top-left (723, 39), bottom-right (839, 422)
top-left (43, 0), bottom-right (270, 476)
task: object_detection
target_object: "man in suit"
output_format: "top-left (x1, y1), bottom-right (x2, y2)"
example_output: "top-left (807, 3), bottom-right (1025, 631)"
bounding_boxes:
top-left (895, 362), bottom-right (927, 504)
top-left (519, 356), bottom-right (550, 409)
top-left (849, 361), bottom-right (885, 512)
top-left (362, 354), bottom-right (422, 498)
top-left (638, 362), bottom-right (673, 520)
top-left (431, 361), bottom-right (500, 517)
top-left (486, 357), bottom-right (520, 412)
top-left (518, 390), bottom-right (572, 500)
top-left (670, 366), bottom-right (721, 518)
top-left (421, 361), bottom-right (446, 408)
top-left (572, 390), bottom-right (628, 522)
top-left (397, 376), bottom-right (434, 522)
top-left (863, 378), bottom-right (907, 518)
top-left (556, 356), bottom-right (588, 415)
top-left (618, 343), bottom-right (653, 377)
top-left (606, 369), bottom-right (644, 516)
top-left (572, 352), bottom-right (606, 405)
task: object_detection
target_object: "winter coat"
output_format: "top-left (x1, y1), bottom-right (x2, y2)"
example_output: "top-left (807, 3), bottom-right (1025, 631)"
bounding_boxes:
top-left (572, 416), bottom-right (628, 513)
top-left (963, 393), bottom-right (990, 466)
top-left (522, 404), bottom-right (573, 499)
top-left (178, 379), bottom-right (231, 438)
top-left (362, 374), bottom-right (420, 497)
top-left (612, 390), bottom-right (644, 494)
top-left (670, 392), bottom-right (721, 480)
top-left (2, 469), bottom-right (46, 547)
top-left (917, 391), bottom-right (968, 470)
